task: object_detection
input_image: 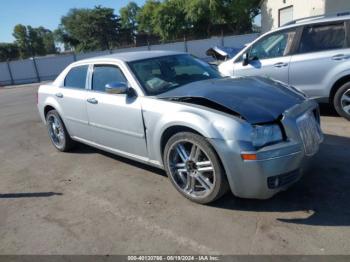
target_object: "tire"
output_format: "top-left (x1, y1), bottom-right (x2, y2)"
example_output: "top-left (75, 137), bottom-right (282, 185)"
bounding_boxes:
top-left (45, 109), bottom-right (75, 152)
top-left (163, 132), bottom-right (228, 204)
top-left (333, 82), bottom-right (350, 121)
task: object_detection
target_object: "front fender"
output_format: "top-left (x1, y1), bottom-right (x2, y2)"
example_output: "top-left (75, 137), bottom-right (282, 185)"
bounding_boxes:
top-left (144, 105), bottom-right (251, 166)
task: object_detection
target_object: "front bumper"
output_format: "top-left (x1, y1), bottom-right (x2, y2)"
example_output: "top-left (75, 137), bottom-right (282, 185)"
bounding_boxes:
top-left (210, 100), bottom-right (323, 199)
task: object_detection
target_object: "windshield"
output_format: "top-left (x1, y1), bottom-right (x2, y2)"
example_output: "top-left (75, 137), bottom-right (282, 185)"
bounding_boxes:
top-left (128, 54), bottom-right (221, 95)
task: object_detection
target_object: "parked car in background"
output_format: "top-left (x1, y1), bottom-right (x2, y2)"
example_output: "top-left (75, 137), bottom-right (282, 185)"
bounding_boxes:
top-left (37, 51), bottom-right (323, 204)
top-left (219, 13), bottom-right (350, 121)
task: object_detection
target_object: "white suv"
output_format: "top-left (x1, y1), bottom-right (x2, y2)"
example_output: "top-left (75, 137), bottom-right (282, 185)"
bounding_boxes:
top-left (219, 14), bottom-right (350, 120)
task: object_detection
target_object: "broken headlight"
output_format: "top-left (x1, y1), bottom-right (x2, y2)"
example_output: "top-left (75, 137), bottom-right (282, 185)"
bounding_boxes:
top-left (251, 124), bottom-right (283, 148)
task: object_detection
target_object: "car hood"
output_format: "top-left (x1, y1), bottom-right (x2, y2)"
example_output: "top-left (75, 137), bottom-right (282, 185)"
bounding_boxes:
top-left (157, 76), bottom-right (305, 124)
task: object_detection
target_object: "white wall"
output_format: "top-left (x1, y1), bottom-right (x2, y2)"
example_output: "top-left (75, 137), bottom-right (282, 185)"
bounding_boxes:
top-left (0, 33), bottom-right (258, 86)
top-left (261, 0), bottom-right (350, 33)
top-left (261, 0), bottom-right (325, 32)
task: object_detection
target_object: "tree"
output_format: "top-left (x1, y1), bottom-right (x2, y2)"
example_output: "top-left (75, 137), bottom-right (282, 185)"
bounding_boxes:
top-left (153, 0), bottom-right (190, 41)
top-left (120, 2), bottom-right (140, 32)
top-left (120, 2), bottom-right (140, 45)
top-left (221, 0), bottom-right (260, 33)
top-left (27, 26), bottom-right (46, 56)
top-left (137, 0), bottom-right (161, 35)
top-left (185, 0), bottom-right (223, 37)
top-left (185, 0), bottom-right (260, 36)
top-left (13, 24), bottom-right (56, 58)
top-left (13, 24), bottom-right (31, 58)
top-left (36, 27), bottom-right (57, 54)
top-left (57, 6), bottom-right (121, 52)
top-left (0, 43), bottom-right (19, 61)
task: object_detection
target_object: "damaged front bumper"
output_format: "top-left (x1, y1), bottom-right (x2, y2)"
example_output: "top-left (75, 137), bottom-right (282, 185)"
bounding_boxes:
top-left (209, 100), bottom-right (323, 199)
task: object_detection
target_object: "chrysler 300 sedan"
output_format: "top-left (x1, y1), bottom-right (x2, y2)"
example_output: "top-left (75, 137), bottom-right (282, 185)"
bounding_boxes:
top-left (37, 50), bottom-right (323, 204)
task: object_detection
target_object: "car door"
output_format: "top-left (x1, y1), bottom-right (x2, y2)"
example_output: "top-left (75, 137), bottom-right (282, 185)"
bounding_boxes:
top-left (233, 28), bottom-right (297, 84)
top-left (85, 63), bottom-right (148, 159)
top-left (289, 21), bottom-right (350, 98)
top-left (58, 65), bottom-right (92, 141)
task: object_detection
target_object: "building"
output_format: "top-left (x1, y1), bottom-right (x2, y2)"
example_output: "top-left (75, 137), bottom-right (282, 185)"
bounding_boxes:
top-left (260, 0), bottom-right (350, 32)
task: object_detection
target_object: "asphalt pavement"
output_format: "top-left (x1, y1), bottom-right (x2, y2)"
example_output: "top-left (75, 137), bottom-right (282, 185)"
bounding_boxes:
top-left (0, 84), bottom-right (350, 254)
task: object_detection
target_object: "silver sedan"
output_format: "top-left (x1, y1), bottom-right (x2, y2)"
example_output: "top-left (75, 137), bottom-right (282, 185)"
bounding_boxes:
top-left (37, 51), bottom-right (323, 204)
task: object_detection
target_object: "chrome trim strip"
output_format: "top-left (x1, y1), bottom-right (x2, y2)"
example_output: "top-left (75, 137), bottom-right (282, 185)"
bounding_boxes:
top-left (241, 151), bottom-right (302, 162)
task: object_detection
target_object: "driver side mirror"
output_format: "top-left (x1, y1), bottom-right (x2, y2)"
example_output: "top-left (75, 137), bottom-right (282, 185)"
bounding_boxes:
top-left (242, 52), bottom-right (250, 66)
top-left (105, 82), bottom-right (132, 95)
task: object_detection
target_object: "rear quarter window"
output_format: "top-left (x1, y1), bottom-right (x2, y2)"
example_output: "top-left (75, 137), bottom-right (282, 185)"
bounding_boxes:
top-left (298, 22), bottom-right (346, 54)
top-left (64, 65), bottom-right (88, 89)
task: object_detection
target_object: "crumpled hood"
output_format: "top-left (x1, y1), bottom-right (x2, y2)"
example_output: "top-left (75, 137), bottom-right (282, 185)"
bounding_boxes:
top-left (157, 76), bottom-right (305, 124)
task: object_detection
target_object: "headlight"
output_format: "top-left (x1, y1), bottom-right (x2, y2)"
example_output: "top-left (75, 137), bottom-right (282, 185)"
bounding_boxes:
top-left (251, 124), bottom-right (283, 148)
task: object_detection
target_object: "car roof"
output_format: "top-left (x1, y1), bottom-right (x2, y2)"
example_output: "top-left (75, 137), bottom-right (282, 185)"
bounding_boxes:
top-left (74, 50), bottom-right (185, 65)
top-left (269, 13), bottom-right (350, 33)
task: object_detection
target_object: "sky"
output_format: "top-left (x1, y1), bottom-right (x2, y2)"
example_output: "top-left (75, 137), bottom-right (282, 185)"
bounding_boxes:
top-left (0, 0), bottom-right (146, 43)
top-left (0, 0), bottom-right (261, 43)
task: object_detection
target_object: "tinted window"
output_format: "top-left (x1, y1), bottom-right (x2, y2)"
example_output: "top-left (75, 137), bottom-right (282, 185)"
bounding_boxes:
top-left (249, 29), bottom-right (296, 60)
top-left (128, 54), bottom-right (220, 95)
top-left (64, 65), bottom-right (88, 89)
top-left (298, 23), bottom-right (345, 54)
top-left (92, 65), bottom-right (126, 92)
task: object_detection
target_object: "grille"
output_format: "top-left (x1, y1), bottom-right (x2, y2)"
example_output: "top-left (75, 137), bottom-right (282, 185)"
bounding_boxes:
top-left (296, 111), bottom-right (323, 156)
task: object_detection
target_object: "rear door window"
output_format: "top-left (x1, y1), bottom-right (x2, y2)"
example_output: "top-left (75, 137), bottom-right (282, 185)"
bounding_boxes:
top-left (92, 65), bottom-right (127, 92)
top-left (64, 65), bottom-right (88, 89)
top-left (297, 22), bottom-right (346, 54)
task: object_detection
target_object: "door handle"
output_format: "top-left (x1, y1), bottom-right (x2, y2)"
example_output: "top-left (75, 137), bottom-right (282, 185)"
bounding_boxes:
top-left (87, 98), bottom-right (98, 104)
top-left (332, 54), bottom-right (349, 60)
top-left (55, 93), bottom-right (63, 98)
top-left (273, 62), bottom-right (288, 68)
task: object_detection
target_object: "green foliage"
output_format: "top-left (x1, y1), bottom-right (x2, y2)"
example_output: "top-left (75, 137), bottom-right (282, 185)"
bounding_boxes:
top-left (12, 24), bottom-right (56, 59)
top-left (36, 27), bottom-right (57, 54)
top-left (13, 24), bottom-right (31, 58)
top-left (57, 6), bottom-right (121, 52)
top-left (135, 0), bottom-right (260, 41)
top-left (120, 2), bottom-right (140, 45)
top-left (153, 0), bottom-right (190, 41)
top-left (5, 0), bottom-right (260, 59)
top-left (222, 0), bottom-right (261, 33)
top-left (0, 43), bottom-right (19, 61)
top-left (120, 2), bottom-right (140, 31)
top-left (137, 0), bottom-right (161, 34)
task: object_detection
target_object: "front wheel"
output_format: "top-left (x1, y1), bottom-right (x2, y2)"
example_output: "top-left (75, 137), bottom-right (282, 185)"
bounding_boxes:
top-left (163, 132), bottom-right (228, 204)
top-left (334, 82), bottom-right (350, 121)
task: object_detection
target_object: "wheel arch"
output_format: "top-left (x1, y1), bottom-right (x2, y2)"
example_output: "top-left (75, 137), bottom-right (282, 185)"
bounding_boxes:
top-left (160, 125), bottom-right (203, 157)
top-left (329, 74), bottom-right (350, 104)
top-left (44, 105), bottom-right (56, 118)
top-left (159, 124), bottom-right (229, 183)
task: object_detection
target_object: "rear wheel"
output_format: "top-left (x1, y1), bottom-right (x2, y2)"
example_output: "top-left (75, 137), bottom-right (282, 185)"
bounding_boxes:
top-left (334, 82), bottom-right (350, 121)
top-left (163, 132), bottom-right (228, 204)
top-left (46, 110), bottom-right (75, 152)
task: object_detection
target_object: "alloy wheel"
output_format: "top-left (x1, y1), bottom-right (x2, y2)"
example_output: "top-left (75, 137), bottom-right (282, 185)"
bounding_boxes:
top-left (47, 114), bottom-right (65, 148)
top-left (168, 140), bottom-right (216, 199)
top-left (341, 89), bottom-right (350, 116)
